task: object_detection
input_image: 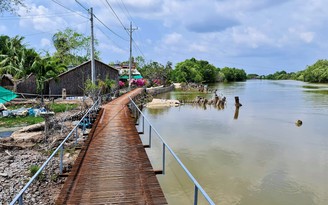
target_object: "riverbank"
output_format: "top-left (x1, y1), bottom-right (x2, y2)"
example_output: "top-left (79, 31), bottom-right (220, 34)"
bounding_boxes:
top-left (0, 98), bottom-right (94, 204)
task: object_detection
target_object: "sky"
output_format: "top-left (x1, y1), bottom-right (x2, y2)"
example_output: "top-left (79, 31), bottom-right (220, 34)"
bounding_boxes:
top-left (1, 0), bottom-right (328, 75)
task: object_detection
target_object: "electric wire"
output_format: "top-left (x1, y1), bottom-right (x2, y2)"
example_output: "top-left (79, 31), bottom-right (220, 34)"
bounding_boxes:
top-left (95, 25), bottom-right (128, 52)
top-left (93, 14), bottom-right (128, 41)
top-left (104, 0), bottom-right (128, 33)
top-left (51, 0), bottom-right (88, 19)
top-left (0, 12), bottom-right (80, 20)
top-left (120, 0), bottom-right (134, 23)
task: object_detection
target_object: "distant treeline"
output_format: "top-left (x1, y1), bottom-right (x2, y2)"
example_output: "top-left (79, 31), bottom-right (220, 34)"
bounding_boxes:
top-left (263, 59), bottom-right (328, 83)
top-left (136, 57), bottom-right (247, 86)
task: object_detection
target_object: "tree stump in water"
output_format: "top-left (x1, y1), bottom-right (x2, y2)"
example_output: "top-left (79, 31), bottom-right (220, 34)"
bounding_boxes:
top-left (235, 96), bottom-right (242, 107)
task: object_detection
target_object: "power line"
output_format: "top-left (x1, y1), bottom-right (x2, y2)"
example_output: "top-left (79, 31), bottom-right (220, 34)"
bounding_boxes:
top-left (104, 0), bottom-right (128, 33)
top-left (120, 0), bottom-right (134, 23)
top-left (132, 38), bottom-right (146, 59)
top-left (51, 0), bottom-right (88, 19)
top-left (0, 12), bottom-right (80, 20)
top-left (23, 20), bottom-right (89, 37)
top-left (93, 14), bottom-right (128, 41)
top-left (95, 25), bottom-right (128, 52)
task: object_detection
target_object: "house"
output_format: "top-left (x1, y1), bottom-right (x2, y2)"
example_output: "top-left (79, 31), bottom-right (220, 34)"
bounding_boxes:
top-left (48, 60), bottom-right (119, 96)
top-left (0, 74), bottom-right (14, 90)
top-left (113, 62), bottom-right (143, 81)
top-left (16, 74), bottom-right (39, 95)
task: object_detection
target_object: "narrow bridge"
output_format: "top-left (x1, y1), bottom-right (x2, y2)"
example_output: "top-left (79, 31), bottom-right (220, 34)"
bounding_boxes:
top-left (56, 88), bottom-right (167, 204)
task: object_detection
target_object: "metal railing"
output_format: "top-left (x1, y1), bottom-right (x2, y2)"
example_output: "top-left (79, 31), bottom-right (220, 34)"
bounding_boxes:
top-left (129, 97), bottom-right (215, 205)
top-left (10, 98), bottom-right (101, 205)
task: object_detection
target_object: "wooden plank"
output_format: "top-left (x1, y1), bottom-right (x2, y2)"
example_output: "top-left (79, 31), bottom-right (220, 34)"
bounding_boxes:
top-left (56, 88), bottom-right (167, 205)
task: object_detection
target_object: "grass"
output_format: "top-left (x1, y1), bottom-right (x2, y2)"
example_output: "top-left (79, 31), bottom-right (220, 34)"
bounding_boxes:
top-left (0, 103), bottom-right (78, 128)
top-left (49, 103), bottom-right (78, 113)
top-left (304, 89), bottom-right (328, 95)
top-left (302, 85), bottom-right (320, 89)
top-left (0, 116), bottom-right (44, 128)
top-left (29, 164), bottom-right (45, 181)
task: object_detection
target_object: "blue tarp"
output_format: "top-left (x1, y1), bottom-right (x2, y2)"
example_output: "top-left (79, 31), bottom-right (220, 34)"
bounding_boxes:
top-left (0, 86), bottom-right (17, 104)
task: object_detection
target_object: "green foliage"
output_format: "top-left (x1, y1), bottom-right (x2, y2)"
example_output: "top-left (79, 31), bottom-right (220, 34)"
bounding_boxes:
top-left (137, 56), bottom-right (172, 86)
top-left (84, 78), bottom-right (115, 101)
top-left (303, 59), bottom-right (328, 83)
top-left (0, 35), bottom-right (39, 91)
top-left (0, 116), bottom-right (44, 127)
top-left (265, 70), bottom-right (294, 80)
top-left (0, 0), bottom-right (26, 14)
top-left (219, 67), bottom-right (247, 82)
top-left (29, 164), bottom-right (45, 180)
top-left (52, 28), bottom-right (100, 66)
top-left (31, 55), bottom-right (67, 94)
top-left (49, 103), bottom-right (78, 113)
top-left (171, 58), bottom-right (218, 83)
top-left (247, 74), bottom-right (260, 79)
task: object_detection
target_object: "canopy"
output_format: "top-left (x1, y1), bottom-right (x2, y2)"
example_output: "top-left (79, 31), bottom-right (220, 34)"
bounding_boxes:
top-left (119, 75), bottom-right (143, 80)
top-left (0, 86), bottom-right (17, 104)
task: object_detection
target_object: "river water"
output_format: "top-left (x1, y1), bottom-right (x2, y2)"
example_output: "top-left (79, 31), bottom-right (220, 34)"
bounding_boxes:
top-left (138, 80), bottom-right (328, 205)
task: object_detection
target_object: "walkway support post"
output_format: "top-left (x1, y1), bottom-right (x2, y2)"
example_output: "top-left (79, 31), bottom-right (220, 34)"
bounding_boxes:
top-left (194, 185), bottom-right (199, 205)
top-left (60, 146), bottom-right (64, 175)
top-left (162, 143), bottom-right (166, 175)
top-left (149, 125), bottom-right (152, 148)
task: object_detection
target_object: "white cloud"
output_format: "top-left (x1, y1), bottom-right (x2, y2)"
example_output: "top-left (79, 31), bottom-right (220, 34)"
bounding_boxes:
top-left (18, 5), bottom-right (67, 32)
top-left (0, 25), bottom-right (7, 33)
top-left (163, 33), bottom-right (182, 45)
top-left (188, 43), bottom-right (208, 53)
top-left (232, 27), bottom-right (272, 48)
top-left (299, 32), bottom-right (315, 43)
top-left (40, 38), bottom-right (51, 47)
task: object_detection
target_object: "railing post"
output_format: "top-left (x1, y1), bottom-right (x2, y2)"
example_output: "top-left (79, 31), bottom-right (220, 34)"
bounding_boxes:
top-left (74, 128), bottom-right (78, 145)
top-left (18, 194), bottom-right (23, 205)
top-left (194, 185), bottom-right (199, 205)
top-left (149, 125), bottom-right (152, 148)
top-left (60, 145), bottom-right (64, 175)
top-left (142, 115), bottom-right (145, 133)
top-left (162, 143), bottom-right (166, 175)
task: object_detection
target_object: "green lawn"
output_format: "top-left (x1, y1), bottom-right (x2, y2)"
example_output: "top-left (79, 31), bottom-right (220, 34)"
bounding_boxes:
top-left (0, 116), bottom-right (44, 128)
top-left (1, 103), bottom-right (79, 128)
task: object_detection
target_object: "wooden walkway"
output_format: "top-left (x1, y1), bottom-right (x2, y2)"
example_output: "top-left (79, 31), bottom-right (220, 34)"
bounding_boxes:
top-left (56, 88), bottom-right (167, 204)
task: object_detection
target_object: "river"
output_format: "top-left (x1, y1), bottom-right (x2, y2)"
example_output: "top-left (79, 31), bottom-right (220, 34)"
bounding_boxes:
top-left (138, 80), bottom-right (328, 205)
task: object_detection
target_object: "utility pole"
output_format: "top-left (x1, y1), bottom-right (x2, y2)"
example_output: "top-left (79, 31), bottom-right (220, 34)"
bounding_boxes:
top-left (90, 7), bottom-right (96, 84)
top-left (126, 22), bottom-right (138, 90)
top-left (75, 1), bottom-right (95, 84)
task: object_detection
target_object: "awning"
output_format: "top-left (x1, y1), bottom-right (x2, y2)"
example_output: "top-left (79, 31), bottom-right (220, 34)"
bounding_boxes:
top-left (0, 86), bottom-right (17, 103)
top-left (119, 75), bottom-right (143, 80)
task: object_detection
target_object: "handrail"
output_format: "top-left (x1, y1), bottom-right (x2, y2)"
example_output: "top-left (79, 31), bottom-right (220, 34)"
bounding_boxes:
top-left (129, 97), bottom-right (215, 205)
top-left (10, 98), bottom-right (101, 205)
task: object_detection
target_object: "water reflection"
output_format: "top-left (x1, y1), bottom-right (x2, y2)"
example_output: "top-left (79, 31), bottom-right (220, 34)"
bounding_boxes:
top-left (238, 170), bottom-right (317, 205)
top-left (143, 80), bottom-right (328, 205)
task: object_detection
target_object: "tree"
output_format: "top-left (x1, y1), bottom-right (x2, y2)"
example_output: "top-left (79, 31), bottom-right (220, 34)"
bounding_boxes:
top-left (171, 58), bottom-right (218, 83)
top-left (31, 56), bottom-right (66, 104)
top-left (303, 59), bottom-right (328, 83)
top-left (52, 28), bottom-right (100, 66)
top-left (220, 67), bottom-right (247, 82)
top-left (0, 0), bottom-right (26, 15)
top-left (0, 35), bottom-right (38, 91)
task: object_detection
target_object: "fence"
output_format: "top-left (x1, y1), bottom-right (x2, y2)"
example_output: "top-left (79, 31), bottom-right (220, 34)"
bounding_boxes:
top-left (129, 97), bottom-right (215, 205)
top-left (10, 98), bottom-right (101, 205)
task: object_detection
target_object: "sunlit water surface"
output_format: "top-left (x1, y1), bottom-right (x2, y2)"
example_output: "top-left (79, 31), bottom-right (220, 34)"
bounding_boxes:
top-left (138, 80), bottom-right (328, 205)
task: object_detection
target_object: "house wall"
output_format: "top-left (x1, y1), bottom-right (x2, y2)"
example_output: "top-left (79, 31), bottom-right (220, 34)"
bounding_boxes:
top-left (0, 76), bottom-right (14, 90)
top-left (49, 60), bottom-right (119, 96)
top-left (16, 74), bottom-right (38, 95)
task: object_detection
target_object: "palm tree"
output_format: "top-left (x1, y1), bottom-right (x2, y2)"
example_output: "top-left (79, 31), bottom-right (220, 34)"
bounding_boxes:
top-left (31, 56), bottom-right (66, 104)
top-left (0, 36), bottom-right (27, 91)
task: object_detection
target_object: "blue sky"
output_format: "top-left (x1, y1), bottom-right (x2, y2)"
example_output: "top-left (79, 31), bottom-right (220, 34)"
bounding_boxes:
top-left (1, 0), bottom-right (327, 75)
